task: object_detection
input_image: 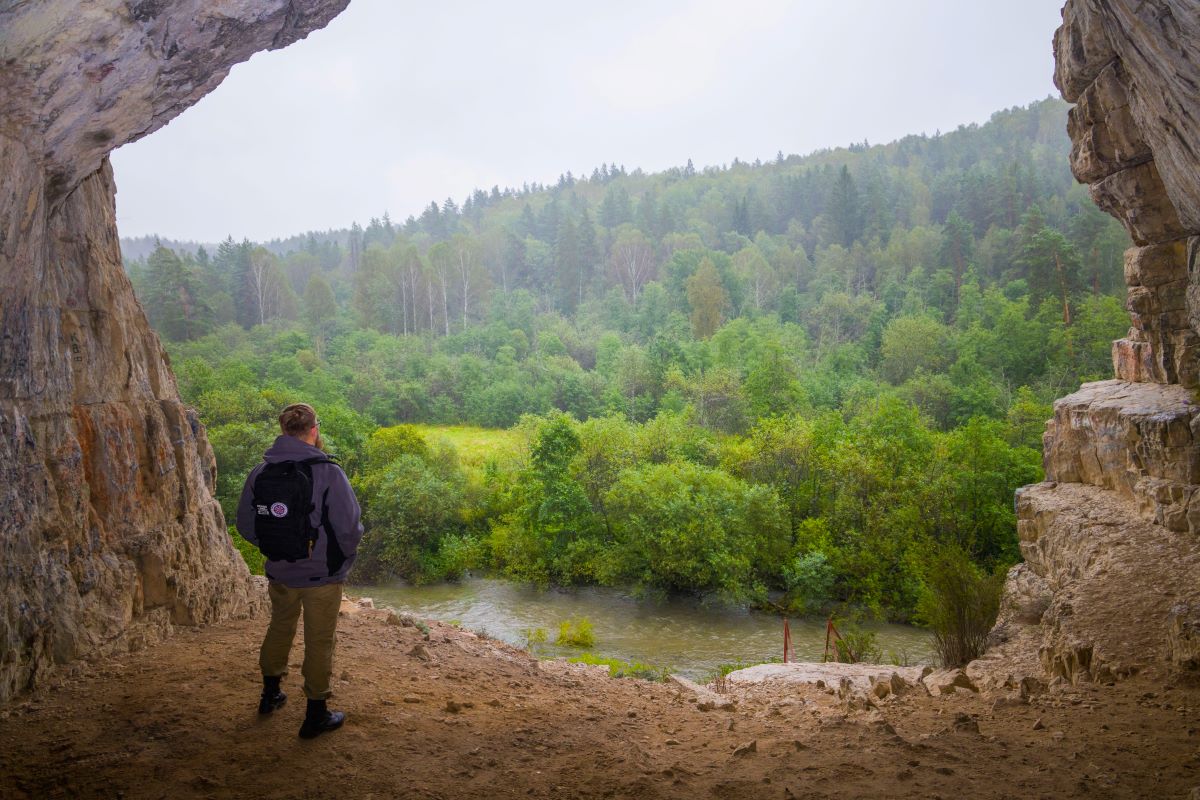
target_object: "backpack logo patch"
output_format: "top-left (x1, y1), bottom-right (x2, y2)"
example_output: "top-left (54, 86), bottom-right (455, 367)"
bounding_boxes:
top-left (270, 502), bottom-right (289, 518)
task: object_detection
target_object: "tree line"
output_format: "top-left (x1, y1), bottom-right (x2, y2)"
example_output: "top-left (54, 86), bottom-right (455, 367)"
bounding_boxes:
top-left (133, 97), bottom-right (1131, 619)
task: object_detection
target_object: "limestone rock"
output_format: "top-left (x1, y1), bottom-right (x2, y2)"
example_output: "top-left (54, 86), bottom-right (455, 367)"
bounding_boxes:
top-left (994, 563), bottom-right (1052, 629)
top-left (1115, 242), bottom-right (1200, 386)
top-left (732, 740), bottom-right (757, 758)
top-left (1052, 0), bottom-right (1116, 103)
top-left (1088, 161), bottom-right (1187, 247)
top-left (1126, 241), bottom-right (1188, 289)
top-left (1053, 0), bottom-right (1200, 407)
top-left (1056, 0), bottom-right (1200, 233)
top-left (1167, 603), bottom-right (1200, 670)
top-left (1040, 380), bottom-right (1200, 532)
top-left (1012, 482), bottom-right (1200, 682)
top-left (667, 674), bottom-right (735, 711)
top-left (0, 1), bottom-right (349, 207)
top-left (0, 0), bottom-right (347, 703)
top-left (722, 661), bottom-right (927, 694)
top-left (1066, 61), bottom-right (1152, 184)
top-left (922, 669), bottom-right (977, 696)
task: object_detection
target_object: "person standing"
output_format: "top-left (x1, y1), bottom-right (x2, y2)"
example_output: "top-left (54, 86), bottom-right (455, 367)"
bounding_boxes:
top-left (235, 403), bottom-right (363, 739)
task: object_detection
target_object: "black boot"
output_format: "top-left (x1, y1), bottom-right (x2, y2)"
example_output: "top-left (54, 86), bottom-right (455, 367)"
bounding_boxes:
top-left (258, 675), bottom-right (287, 714)
top-left (298, 698), bottom-right (345, 739)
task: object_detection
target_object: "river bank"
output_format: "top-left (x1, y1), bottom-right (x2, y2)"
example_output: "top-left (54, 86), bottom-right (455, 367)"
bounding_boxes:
top-left (353, 577), bottom-right (935, 680)
top-left (2, 598), bottom-right (1195, 799)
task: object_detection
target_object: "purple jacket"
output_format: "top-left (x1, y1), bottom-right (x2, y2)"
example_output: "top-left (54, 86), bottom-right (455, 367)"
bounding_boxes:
top-left (235, 435), bottom-right (364, 588)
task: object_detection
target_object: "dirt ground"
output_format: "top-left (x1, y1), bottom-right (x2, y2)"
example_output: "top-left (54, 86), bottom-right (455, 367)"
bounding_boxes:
top-left (1, 601), bottom-right (1197, 800)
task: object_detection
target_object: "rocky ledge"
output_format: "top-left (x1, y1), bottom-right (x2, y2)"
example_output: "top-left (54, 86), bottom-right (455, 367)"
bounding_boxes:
top-left (1006, 481), bottom-right (1200, 682)
top-left (990, 0), bottom-right (1200, 687)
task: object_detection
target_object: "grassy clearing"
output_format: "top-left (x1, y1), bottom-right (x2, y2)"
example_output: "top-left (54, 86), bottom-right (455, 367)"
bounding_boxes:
top-left (409, 424), bottom-right (525, 477)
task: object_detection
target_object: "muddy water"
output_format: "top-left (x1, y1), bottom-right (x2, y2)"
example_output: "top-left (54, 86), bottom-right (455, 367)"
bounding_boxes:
top-left (355, 577), bottom-right (935, 680)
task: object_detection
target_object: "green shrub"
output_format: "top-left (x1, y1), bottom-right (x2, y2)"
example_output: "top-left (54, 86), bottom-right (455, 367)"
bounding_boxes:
top-left (784, 551), bottom-right (835, 614)
top-left (568, 652), bottom-right (669, 681)
top-left (834, 626), bottom-right (883, 664)
top-left (522, 627), bottom-right (548, 652)
top-left (427, 534), bottom-right (484, 581)
top-left (916, 543), bottom-right (1005, 667)
top-left (230, 528), bottom-right (264, 575)
top-left (556, 617), bottom-right (596, 648)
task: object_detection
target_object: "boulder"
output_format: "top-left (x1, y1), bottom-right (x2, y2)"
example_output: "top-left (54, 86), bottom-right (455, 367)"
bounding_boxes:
top-left (667, 674), bottom-right (736, 711)
top-left (1167, 603), bottom-right (1200, 670)
top-left (922, 669), bottom-right (977, 696)
top-left (723, 661), bottom-right (926, 694)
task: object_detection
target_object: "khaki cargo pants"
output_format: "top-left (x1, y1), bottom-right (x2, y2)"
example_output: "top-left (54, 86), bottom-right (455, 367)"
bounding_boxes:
top-left (259, 581), bottom-right (342, 700)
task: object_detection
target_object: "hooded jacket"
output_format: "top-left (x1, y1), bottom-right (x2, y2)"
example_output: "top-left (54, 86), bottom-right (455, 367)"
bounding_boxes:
top-left (235, 435), bottom-right (364, 588)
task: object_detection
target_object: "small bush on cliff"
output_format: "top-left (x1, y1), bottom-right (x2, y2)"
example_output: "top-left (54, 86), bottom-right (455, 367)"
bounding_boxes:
top-left (917, 543), bottom-right (1004, 667)
top-left (230, 528), bottom-right (264, 575)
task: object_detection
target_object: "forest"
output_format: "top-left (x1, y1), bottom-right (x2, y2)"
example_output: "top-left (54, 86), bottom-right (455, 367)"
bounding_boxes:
top-left (127, 98), bottom-right (1130, 622)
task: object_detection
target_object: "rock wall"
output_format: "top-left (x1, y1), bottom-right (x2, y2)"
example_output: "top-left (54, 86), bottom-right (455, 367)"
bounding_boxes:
top-left (997, 0), bottom-right (1200, 682)
top-left (0, 1), bottom-right (347, 702)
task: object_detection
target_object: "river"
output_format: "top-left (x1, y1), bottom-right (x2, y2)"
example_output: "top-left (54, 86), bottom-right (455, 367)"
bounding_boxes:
top-left (353, 577), bottom-right (935, 680)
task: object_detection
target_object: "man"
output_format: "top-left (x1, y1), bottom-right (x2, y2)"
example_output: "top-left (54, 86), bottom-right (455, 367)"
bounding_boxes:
top-left (235, 403), bottom-right (363, 739)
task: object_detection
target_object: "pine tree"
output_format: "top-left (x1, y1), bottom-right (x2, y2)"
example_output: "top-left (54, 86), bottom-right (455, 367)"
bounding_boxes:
top-left (1019, 225), bottom-right (1081, 316)
top-left (225, 238), bottom-right (257, 328)
top-left (577, 208), bottom-right (599, 303)
top-left (940, 210), bottom-right (975, 302)
top-left (442, 197), bottom-right (460, 236)
top-left (420, 203), bottom-right (446, 240)
top-left (828, 165), bottom-right (862, 247)
top-left (599, 186), bottom-right (632, 228)
top-left (554, 214), bottom-right (581, 313)
top-left (144, 244), bottom-right (211, 341)
top-left (636, 189), bottom-right (659, 239)
top-left (517, 204), bottom-right (537, 238)
top-left (347, 222), bottom-right (364, 273)
top-left (536, 197), bottom-right (561, 242)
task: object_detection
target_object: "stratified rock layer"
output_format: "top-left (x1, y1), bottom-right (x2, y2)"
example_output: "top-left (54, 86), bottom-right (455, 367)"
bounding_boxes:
top-left (0, 1), bottom-right (347, 702)
top-left (997, 0), bottom-right (1200, 682)
top-left (1015, 482), bottom-right (1200, 679)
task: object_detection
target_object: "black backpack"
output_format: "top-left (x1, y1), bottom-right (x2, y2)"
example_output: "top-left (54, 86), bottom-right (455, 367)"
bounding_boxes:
top-left (251, 457), bottom-right (336, 562)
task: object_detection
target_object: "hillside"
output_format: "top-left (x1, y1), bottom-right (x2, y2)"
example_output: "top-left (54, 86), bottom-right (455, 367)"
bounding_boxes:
top-left (120, 98), bottom-right (1136, 620)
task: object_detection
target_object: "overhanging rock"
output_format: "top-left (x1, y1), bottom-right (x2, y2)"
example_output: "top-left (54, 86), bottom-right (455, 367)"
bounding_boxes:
top-left (0, 0), bottom-right (348, 703)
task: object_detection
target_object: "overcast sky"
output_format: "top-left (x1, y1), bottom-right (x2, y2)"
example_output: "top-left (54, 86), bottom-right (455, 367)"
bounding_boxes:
top-left (111, 0), bottom-right (1065, 243)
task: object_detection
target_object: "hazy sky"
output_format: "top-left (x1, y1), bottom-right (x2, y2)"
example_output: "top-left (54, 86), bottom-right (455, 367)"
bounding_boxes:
top-left (111, 0), bottom-right (1065, 243)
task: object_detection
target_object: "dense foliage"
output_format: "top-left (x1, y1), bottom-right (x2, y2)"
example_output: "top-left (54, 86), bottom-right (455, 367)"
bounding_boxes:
top-left (137, 99), bottom-right (1129, 619)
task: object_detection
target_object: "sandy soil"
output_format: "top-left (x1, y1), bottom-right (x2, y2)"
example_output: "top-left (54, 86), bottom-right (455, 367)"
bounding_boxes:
top-left (1, 601), bottom-right (1197, 800)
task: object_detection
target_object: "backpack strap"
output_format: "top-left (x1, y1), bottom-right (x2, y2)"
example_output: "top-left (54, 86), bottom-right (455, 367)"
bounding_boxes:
top-left (297, 456), bottom-right (348, 576)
